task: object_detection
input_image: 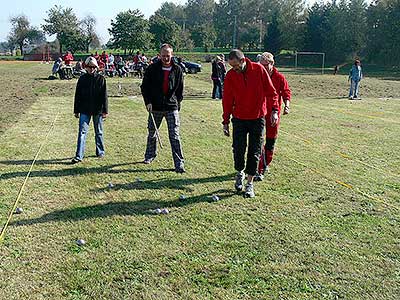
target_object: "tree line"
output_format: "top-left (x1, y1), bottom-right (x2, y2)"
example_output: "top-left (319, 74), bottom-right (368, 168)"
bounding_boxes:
top-left (2, 0), bottom-right (400, 65)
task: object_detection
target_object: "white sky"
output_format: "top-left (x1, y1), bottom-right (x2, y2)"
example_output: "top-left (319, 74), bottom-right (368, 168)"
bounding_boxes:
top-left (0, 0), bottom-right (329, 44)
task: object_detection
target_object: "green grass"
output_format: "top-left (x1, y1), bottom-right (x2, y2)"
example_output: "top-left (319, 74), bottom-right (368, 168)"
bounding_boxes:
top-left (0, 62), bottom-right (399, 299)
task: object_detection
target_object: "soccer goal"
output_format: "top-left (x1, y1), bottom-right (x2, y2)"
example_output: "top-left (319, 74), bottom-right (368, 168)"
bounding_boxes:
top-left (295, 52), bottom-right (325, 74)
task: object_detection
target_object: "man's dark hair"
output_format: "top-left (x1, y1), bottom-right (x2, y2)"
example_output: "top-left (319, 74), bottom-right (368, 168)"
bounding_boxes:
top-left (229, 49), bottom-right (244, 60)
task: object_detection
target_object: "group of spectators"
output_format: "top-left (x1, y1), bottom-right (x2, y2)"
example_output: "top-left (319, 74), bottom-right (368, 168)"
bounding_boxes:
top-left (91, 51), bottom-right (149, 78)
top-left (52, 50), bottom-right (151, 79)
top-left (51, 51), bottom-right (75, 79)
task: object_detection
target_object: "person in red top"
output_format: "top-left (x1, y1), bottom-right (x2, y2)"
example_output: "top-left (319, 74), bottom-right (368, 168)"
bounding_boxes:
top-left (255, 52), bottom-right (292, 181)
top-left (100, 51), bottom-right (109, 64)
top-left (222, 49), bottom-right (278, 198)
top-left (63, 51), bottom-right (74, 66)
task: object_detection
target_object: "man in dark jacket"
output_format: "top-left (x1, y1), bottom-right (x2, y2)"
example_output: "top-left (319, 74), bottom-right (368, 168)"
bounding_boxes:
top-left (72, 57), bottom-right (108, 163)
top-left (141, 43), bottom-right (185, 173)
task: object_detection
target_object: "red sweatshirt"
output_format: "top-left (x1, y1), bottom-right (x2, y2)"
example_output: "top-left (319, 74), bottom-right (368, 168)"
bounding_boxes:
top-left (269, 66), bottom-right (291, 114)
top-left (222, 58), bottom-right (278, 124)
top-left (63, 53), bottom-right (74, 65)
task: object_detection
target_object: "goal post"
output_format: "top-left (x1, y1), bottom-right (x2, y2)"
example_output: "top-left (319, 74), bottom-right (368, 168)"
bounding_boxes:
top-left (295, 52), bottom-right (325, 74)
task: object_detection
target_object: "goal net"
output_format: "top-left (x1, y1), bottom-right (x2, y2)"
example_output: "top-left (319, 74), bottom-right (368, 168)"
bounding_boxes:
top-left (295, 52), bottom-right (325, 74)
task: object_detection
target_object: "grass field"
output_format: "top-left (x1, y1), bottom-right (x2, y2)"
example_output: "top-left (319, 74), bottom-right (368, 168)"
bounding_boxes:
top-left (0, 61), bottom-right (399, 300)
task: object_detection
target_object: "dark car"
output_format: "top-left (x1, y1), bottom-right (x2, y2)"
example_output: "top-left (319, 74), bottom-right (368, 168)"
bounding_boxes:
top-left (172, 57), bottom-right (202, 74)
top-left (183, 60), bottom-right (202, 74)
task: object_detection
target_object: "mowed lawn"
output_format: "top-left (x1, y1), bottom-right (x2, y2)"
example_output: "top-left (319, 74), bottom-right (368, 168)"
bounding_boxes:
top-left (0, 62), bottom-right (399, 300)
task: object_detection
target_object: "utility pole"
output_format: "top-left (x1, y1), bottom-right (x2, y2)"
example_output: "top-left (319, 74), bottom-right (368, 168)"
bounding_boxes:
top-left (259, 19), bottom-right (263, 51)
top-left (233, 15), bottom-right (237, 48)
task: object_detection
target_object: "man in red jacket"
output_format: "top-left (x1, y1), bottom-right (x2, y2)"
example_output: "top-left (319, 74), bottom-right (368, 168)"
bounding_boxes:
top-left (222, 49), bottom-right (279, 198)
top-left (255, 52), bottom-right (292, 181)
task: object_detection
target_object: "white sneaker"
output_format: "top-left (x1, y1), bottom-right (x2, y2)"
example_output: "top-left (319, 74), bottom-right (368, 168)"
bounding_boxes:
top-left (254, 173), bottom-right (264, 182)
top-left (244, 183), bottom-right (255, 198)
top-left (235, 171), bottom-right (245, 192)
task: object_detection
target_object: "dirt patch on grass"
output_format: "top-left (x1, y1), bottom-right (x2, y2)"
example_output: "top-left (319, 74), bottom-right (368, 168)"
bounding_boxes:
top-left (0, 63), bottom-right (146, 136)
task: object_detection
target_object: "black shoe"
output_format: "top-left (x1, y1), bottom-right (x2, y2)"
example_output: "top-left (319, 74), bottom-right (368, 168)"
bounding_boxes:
top-left (143, 157), bottom-right (155, 164)
top-left (175, 167), bottom-right (186, 173)
top-left (71, 158), bottom-right (81, 164)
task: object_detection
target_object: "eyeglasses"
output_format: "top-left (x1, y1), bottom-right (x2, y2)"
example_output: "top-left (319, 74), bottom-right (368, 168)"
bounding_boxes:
top-left (87, 66), bottom-right (96, 69)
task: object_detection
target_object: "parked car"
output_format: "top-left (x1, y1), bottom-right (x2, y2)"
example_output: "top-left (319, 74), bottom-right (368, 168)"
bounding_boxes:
top-left (182, 60), bottom-right (202, 74)
top-left (172, 57), bottom-right (202, 74)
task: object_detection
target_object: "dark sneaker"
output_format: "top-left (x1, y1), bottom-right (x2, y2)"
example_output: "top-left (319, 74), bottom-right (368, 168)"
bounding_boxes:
top-left (143, 157), bottom-right (155, 164)
top-left (235, 171), bottom-right (245, 192)
top-left (175, 167), bottom-right (186, 174)
top-left (71, 158), bottom-right (81, 164)
top-left (244, 183), bottom-right (255, 198)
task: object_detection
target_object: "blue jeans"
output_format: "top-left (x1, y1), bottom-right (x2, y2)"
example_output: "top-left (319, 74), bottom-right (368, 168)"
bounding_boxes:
top-left (212, 79), bottom-right (223, 99)
top-left (349, 79), bottom-right (360, 98)
top-left (75, 114), bottom-right (105, 160)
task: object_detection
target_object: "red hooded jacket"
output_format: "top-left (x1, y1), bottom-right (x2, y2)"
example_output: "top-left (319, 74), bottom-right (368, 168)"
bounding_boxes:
top-left (222, 58), bottom-right (278, 124)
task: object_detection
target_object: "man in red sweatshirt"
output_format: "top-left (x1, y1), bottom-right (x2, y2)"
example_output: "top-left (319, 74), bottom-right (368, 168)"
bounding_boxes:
top-left (255, 52), bottom-right (292, 181)
top-left (222, 49), bottom-right (278, 198)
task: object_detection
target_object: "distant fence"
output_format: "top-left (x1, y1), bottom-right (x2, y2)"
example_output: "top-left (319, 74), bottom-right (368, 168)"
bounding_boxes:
top-left (23, 53), bottom-right (60, 61)
top-left (23, 52), bottom-right (266, 63)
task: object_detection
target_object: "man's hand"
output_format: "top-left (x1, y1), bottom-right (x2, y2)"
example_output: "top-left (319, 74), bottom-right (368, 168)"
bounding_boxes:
top-left (283, 100), bottom-right (290, 115)
top-left (223, 124), bottom-right (230, 137)
top-left (74, 113), bottom-right (79, 118)
top-left (270, 111), bottom-right (279, 127)
top-left (102, 113), bottom-right (108, 119)
top-left (283, 106), bottom-right (290, 115)
top-left (146, 104), bottom-right (152, 112)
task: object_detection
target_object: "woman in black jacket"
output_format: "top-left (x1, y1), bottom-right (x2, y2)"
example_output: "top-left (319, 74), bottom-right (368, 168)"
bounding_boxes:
top-left (72, 57), bottom-right (108, 163)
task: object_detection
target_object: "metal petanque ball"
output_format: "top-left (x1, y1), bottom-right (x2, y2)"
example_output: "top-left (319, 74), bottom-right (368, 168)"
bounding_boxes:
top-left (108, 182), bottom-right (114, 188)
top-left (15, 207), bottom-right (24, 214)
top-left (179, 194), bottom-right (186, 200)
top-left (154, 208), bottom-right (162, 214)
top-left (211, 195), bottom-right (220, 201)
top-left (161, 208), bottom-right (170, 215)
top-left (76, 239), bottom-right (86, 246)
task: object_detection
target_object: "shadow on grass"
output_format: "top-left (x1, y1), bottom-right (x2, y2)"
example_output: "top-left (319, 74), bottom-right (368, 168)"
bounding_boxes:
top-left (0, 157), bottom-right (73, 166)
top-left (11, 187), bottom-right (236, 226)
top-left (93, 174), bottom-right (235, 192)
top-left (0, 161), bottom-right (175, 180)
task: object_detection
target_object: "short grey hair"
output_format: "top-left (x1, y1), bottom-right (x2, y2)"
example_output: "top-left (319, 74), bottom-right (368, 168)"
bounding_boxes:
top-left (260, 52), bottom-right (274, 63)
top-left (228, 49), bottom-right (244, 61)
top-left (160, 43), bottom-right (173, 52)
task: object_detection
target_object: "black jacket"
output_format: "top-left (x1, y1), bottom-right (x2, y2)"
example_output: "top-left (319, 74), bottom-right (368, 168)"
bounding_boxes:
top-left (141, 60), bottom-right (184, 111)
top-left (74, 73), bottom-right (108, 115)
